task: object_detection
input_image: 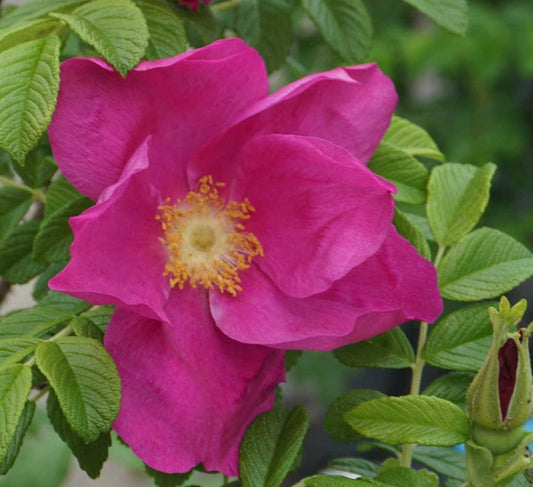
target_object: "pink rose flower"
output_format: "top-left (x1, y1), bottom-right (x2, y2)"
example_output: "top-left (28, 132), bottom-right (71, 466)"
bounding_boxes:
top-left (48, 39), bottom-right (442, 475)
top-left (179, 0), bottom-right (212, 10)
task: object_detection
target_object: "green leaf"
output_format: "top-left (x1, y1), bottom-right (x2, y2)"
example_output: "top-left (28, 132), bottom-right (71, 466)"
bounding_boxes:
top-left (234, 0), bottom-right (292, 72)
top-left (422, 372), bottom-right (474, 409)
top-left (328, 458), bottom-right (380, 478)
top-left (13, 153), bottom-right (56, 188)
top-left (437, 228), bottom-right (533, 301)
top-left (0, 187), bottom-right (32, 243)
top-left (145, 465), bottom-right (191, 487)
top-left (422, 303), bottom-right (494, 371)
top-left (0, 19), bottom-right (61, 51)
top-left (285, 350), bottom-right (302, 372)
top-left (301, 0), bottom-right (372, 63)
top-left (47, 390), bottom-right (110, 479)
top-left (402, 213), bottom-right (434, 242)
top-left (37, 291), bottom-right (91, 314)
top-left (374, 467), bottom-right (438, 487)
top-left (0, 36), bottom-right (60, 163)
top-left (410, 446), bottom-right (465, 481)
top-left (427, 163), bottom-right (496, 246)
top-left (51, 0), bottom-right (149, 76)
top-left (0, 0), bottom-right (87, 28)
top-left (382, 116), bottom-right (444, 161)
top-left (0, 401), bottom-right (35, 475)
top-left (334, 328), bottom-right (415, 369)
top-left (325, 389), bottom-right (385, 443)
top-left (345, 396), bottom-right (469, 446)
top-left (402, 0), bottom-right (468, 35)
top-left (0, 305), bottom-right (72, 338)
top-left (0, 365), bottom-right (33, 463)
top-left (32, 261), bottom-right (67, 300)
top-left (368, 145), bottom-right (429, 205)
top-left (135, 0), bottom-right (186, 60)
top-left (35, 336), bottom-right (121, 442)
top-left (240, 406), bottom-right (309, 487)
top-left (42, 176), bottom-right (78, 217)
top-left (70, 316), bottom-right (104, 342)
top-left (393, 209), bottom-right (431, 260)
top-left (179, 6), bottom-right (221, 46)
top-left (79, 306), bottom-right (114, 334)
top-left (304, 476), bottom-right (383, 486)
top-left (0, 338), bottom-right (40, 368)
top-left (33, 194), bottom-right (92, 263)
top-left (0, 220), bottom-right (47, 283)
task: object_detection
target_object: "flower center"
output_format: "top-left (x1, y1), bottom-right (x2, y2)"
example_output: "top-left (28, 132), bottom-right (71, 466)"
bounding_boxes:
top-left (157, 175), bottom-right (264, 296)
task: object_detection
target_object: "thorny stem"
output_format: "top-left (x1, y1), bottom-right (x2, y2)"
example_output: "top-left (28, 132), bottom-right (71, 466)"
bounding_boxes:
top-left (211, 0), bottom-right (243, 12)
top-left (0, 176), bottom-right (46, 203)
top-left (400, 245), bottom-right (446, 467)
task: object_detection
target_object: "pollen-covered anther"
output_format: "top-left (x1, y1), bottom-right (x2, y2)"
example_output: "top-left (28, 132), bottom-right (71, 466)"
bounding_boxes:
top-left (156, 175), bottom-right (264, 296)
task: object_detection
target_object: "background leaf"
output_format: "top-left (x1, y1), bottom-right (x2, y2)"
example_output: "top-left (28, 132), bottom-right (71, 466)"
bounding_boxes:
top-left (0, 401), bottom-right (35, 474)
top-left (422, 371), bottom-right (474, 409)
top-left (35, 336), bottom-right (121, 443)
top-left (135, 0), bottom-right (187, 59)
top-left (0, 36), bottom-right (60, 163)
top-left (47, 390), bottom-right (110, 479)
top-left (240, 406), bottom-right (309, 487)
top-left (51, 0), bottom-right (149, 76)
top-left (325, 389), bottom-right (385, 443)
top-left (301, 0), bottom-right (372, 63)
top-left (234, 0), bottom-right (292, 72)
top-left (402, 0), bottom-right (469, 35)
top-left (0, 187), bottom-right (32, 243)
top-left (345, 396), bottom-right (469, 446)
top-left (393, 209), bottom-right (431, 259)
top-left (0, 0), bottom-right (87, 28)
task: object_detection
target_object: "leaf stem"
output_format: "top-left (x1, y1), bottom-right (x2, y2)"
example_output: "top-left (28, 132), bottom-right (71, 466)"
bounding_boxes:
top-left (400, 245), bottom-right (446, 467)
top-left (30, 385), bottom-right (49, 402)
top-left (211, 0), bottom-right (243, 12)
top-left (0, 175), bottom-right (46, 203)
top-left (24, 324), bottom-right (73, 367)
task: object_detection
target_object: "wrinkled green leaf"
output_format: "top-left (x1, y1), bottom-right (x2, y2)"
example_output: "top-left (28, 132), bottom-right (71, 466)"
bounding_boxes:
top-left (145, 465), bottom-right (191, 487)
top-left (422, 371), bottom-right (474, 409)
top-left (369, 145), bottom-right (428, 205)
top-left (382, 116), bottom-right (444, 161)
top-left (240, 406), bottom-right (309, 487)
top-left (427, 163), bottom-right (496, 246)
top-left (0, 338), bottom-right (40, 368)
top-left (0, 19), bottom-right (61, 51)
top-left (345, 396), bottom-right (468, 446)
top-left (334, 327), bottom-right (415, 369)
top-left (422, 303), bottom-right (494, 371)
top-left (0, 36), bottom-right (60, 163)
top-left (411, 446), bottom-right (466, 481)
top-left (328, 458), bottom-right (380, 478)
top-left (437, 228), bottom-right (533, 301)
top-left (37, 291), bottom-right (91, 314)
top-left (0, 305), bottom-right (72, 338)
top-left (12, 153), bottom-right (56, 188)
top-left (51, 0), bottom-right (149, 76)
top-left (0, 0), bottom-right (87, 28)
top-left (0, 365), bottom-right (33, 463)
top-left (375, 467), bottom-right (438, 487)
top-left (35, 336), bottom-right (121, 442)
top-left (393, 208), bottom-right (431, 259)
top-left (70, 316), bottom-right (104, 342)
top-left (302, 0), bottom-right (372, 63)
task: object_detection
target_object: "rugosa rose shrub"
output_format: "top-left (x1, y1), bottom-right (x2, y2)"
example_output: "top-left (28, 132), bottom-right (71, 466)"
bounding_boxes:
top-left (47, 39), bottom-right (442, 475)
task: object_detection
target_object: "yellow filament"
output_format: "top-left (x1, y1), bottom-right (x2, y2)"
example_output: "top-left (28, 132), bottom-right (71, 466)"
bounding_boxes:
top-left (156, 175), bottom-right (264, 296)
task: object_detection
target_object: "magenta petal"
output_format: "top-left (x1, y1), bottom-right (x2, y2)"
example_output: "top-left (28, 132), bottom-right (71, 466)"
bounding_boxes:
top-left (105, 289), bottom-right (284, 476)
top-left (189, 63), bottom-right (397, 186)
top-left (211, 227), bottom-right (442, 351)
top-left (230, 134), bottom-right (395, 297)
top-left (49, 163), bottom-right (170, 322)
top-left (49, 38), bottom-right (268, 201)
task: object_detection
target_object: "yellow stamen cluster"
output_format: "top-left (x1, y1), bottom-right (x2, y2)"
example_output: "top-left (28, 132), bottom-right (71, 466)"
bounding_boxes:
top-left (157, 175), bottom-right (264, 296)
